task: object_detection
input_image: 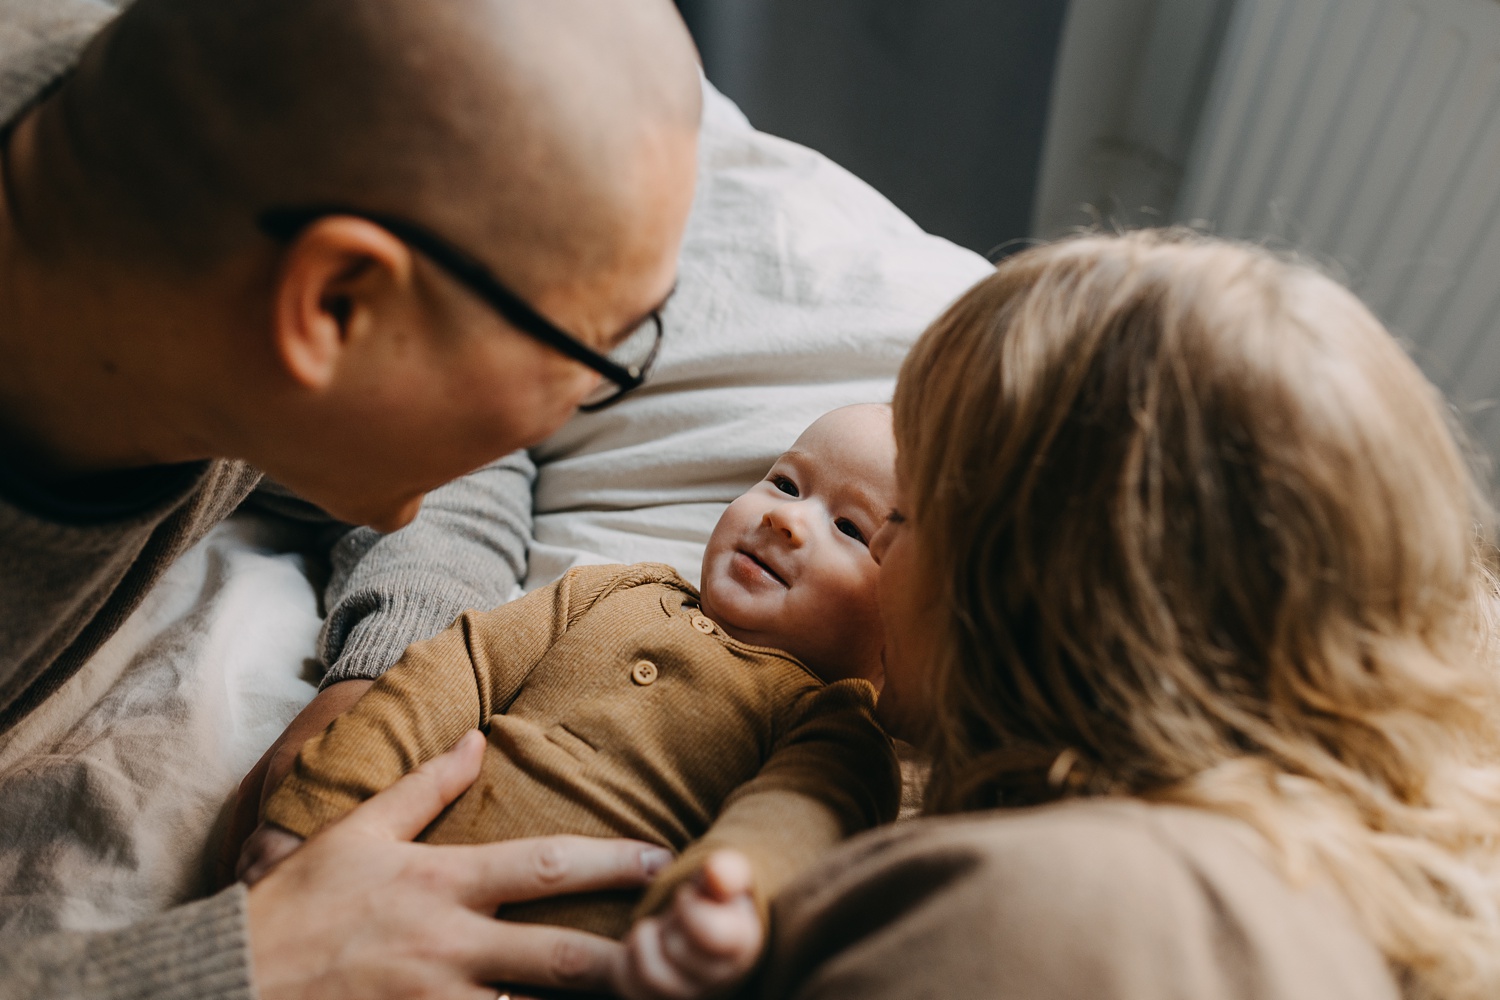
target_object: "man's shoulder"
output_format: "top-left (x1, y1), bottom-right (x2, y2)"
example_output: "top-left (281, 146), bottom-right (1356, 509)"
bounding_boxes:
top-left (0, 458), bottom-right (258, 538)
top-left (0, 458), bottom-right (259, 729)
top-left (0, 0), bottom-right (115, 128)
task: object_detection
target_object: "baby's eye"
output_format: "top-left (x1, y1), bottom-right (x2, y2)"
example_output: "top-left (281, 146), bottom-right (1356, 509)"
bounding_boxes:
top-left (835, 518), bottom-right (867, 545)
top-left (772, 475), bottom-right (800, 497)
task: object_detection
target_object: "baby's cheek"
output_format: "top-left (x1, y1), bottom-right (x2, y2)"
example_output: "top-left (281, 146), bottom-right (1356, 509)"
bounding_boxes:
top-left (805, 567), bottom-right (887, 678)
top-left (846, 561), bottom-right (887, 626)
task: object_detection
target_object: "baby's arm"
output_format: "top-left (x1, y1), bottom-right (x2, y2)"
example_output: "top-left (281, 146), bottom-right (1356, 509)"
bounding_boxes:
top-left (241, 569), bottom-right (611, 875)
top-left (638, 678), bottom-right (901, 919)
top-left (613, 851), bottom-right (762, 1000)
top-left (619, 679), bottom-right (901, 998)
top-left (259, 620), bottom-right (494, 838)
top-left (234, 628), bottom-right (487, 883)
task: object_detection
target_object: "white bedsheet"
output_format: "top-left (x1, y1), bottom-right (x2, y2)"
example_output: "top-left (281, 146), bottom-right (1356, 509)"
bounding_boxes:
top-left (0, 516), bottom-right (320, 935)
top-left (0, 82), bottom-right (991, 934)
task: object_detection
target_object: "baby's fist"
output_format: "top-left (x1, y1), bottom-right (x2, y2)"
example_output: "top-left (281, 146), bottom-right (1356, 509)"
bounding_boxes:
top-left (613, 850), bottom-right (763, 1000)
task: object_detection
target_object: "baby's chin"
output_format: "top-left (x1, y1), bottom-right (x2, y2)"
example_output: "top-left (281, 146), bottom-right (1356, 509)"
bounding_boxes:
top-left (699, 575), bottom-right (789, 649)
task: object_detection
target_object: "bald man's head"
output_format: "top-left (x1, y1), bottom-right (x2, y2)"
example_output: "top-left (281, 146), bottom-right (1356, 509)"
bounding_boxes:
top-left (0, 0), bottom-right (700, 528)
top-left (23, 0), bottom-right (700, 282)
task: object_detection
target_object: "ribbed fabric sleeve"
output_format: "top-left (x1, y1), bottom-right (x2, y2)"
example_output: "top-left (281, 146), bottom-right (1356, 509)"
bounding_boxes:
top-left (0, 885), bottom-right (255, 1000)
top-left (318, 451), bottom-right (535, 686)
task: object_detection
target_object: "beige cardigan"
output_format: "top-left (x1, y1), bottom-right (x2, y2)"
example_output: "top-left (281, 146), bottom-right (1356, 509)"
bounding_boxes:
top-left (754, 797), bottom-right (1400, 999)
top-left (267, 562), bottom-right (901, 937)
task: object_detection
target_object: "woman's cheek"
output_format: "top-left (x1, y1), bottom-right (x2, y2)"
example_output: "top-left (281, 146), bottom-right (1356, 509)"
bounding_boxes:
top-left (876, 542), bottom-right (946, 726)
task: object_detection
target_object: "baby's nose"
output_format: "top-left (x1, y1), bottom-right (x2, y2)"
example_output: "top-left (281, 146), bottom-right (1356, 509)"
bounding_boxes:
top-left (763, 503), bottom-right (808, 545)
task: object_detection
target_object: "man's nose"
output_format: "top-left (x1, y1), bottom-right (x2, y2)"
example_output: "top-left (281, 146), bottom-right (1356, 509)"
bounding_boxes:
top-left (762, 502), bottom-right (808, 545)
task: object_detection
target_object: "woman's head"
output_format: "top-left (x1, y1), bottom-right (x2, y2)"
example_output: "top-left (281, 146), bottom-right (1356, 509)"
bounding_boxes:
top-left (882, 230), bottom-right (1500, 995)
top-left (890, 229), bottom-right (1495, 803)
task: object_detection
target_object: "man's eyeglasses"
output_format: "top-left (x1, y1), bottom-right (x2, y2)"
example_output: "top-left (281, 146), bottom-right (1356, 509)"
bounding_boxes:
top-left (258, 206), bottom-right (664, 411)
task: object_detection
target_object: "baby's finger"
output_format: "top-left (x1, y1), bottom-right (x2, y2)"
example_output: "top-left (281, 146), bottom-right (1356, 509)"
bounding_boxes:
top-left (647, 892), bottom-right (762, 996)
top-left (618, 918), bottom-right (700, 1000)
top-left (697, 850), bottom-right (754, 902)
top-left (671, 882), bottom-right (763, 962)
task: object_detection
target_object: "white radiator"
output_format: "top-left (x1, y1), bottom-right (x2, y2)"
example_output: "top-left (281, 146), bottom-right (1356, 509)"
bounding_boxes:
top-left (1176, 0), bottom-right (1500, 457)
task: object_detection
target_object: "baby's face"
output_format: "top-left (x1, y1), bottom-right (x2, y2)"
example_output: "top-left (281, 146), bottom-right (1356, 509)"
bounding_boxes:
top-left (698, 405), bottom-right (896, 684)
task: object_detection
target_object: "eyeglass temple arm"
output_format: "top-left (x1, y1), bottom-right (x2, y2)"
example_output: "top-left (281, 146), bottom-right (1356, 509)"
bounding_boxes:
top-left (259, 206), bottom-right (645, 387)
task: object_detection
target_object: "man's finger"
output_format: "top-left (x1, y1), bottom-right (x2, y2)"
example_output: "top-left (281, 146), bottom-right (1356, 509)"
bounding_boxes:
top-left (236, 825), bottom-right (305, 886)
top-left (450, 835), bottom-right (673, 910)
top-left (466, 918), bottom-right (625, 993)
top-left (341, 730), bottom-right (486, 841)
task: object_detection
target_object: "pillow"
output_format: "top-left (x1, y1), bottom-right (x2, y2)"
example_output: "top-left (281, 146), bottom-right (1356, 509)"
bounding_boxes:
top-left (527, 81), bottom-right (994, 589)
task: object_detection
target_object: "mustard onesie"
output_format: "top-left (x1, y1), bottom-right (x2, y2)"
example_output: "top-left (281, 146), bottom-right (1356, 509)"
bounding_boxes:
top-left (265, 562), bottom-right (901, 937)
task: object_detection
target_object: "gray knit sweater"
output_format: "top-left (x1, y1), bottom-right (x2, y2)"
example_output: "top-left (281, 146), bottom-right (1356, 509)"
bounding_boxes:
top-left (0, 2), bottom-right (534, 994)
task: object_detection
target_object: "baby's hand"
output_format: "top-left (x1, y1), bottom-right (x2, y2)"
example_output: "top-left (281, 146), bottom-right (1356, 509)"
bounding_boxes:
top-left (236, 822), bottom-right (305, 886)
top-left (612, 850), bottom-right (764, 1000)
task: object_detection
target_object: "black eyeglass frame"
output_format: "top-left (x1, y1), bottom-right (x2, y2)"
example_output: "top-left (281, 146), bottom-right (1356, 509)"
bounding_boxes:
top-left (258, 205), bottom-right (664, 411)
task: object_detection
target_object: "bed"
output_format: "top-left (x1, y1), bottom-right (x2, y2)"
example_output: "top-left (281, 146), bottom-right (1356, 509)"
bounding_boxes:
top-left (0, 81), bottom-right (992, 937)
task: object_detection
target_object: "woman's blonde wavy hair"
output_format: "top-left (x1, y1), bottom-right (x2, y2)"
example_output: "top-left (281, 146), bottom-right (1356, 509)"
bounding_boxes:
top-left (894, 229), bottom-right (1500, 999)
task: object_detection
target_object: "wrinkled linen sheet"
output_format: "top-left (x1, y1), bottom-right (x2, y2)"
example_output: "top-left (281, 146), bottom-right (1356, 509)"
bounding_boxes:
top-left (0, 516), bottom-right (321, 935)
top-left (0, 83), bottom-right (990, 935)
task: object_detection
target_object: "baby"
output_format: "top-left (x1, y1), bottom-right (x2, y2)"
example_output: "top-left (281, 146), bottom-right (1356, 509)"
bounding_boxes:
top-left (239, 403), bottom-right (902, 999)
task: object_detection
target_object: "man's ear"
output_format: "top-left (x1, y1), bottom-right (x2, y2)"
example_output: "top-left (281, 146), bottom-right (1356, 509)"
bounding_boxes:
top-left (269, 217), bottom-right (413, 390)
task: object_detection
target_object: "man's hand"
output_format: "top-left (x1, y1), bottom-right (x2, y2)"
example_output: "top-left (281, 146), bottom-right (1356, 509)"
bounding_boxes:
top-left (246, 729), bottom-right (673, 1000)
top-left (612, 851), bottom-right (764, 1000)
top-left (236, 822), bottom-right (305, 886)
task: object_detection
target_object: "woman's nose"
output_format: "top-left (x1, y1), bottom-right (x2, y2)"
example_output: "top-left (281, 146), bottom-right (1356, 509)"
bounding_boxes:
top-left (763, 503), bottom-right (807, 545)
top-left (869, 518), bottom-right (894, 565)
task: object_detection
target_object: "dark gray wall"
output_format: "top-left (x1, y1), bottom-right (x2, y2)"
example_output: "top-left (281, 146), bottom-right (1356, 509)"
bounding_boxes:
top-left (677, 0), bottom-right (1069, 256)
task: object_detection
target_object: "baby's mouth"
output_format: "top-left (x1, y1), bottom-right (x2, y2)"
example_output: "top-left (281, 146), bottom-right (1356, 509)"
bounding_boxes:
top-left (740, 548), bottom-right (788, 587)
